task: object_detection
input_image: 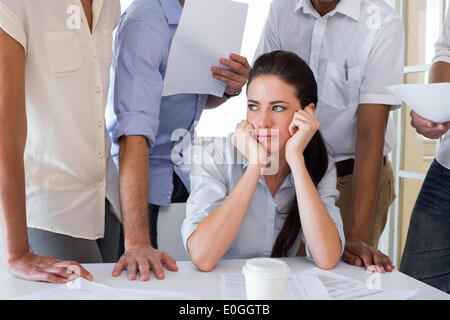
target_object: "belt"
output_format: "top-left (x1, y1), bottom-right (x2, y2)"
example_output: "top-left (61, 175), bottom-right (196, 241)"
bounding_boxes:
top-left (335, 156), bottom-right (387, 178)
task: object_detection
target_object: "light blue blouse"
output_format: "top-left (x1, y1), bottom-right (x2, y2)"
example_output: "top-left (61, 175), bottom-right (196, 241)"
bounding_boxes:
top-left (181, 135), bottom-right (345, 261)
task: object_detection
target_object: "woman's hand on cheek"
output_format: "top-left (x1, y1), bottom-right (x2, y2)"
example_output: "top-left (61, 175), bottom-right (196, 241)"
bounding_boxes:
top-left (285, 105), bottom-right (320, 164)
top-left (232, 120), bottom-right (269, 169)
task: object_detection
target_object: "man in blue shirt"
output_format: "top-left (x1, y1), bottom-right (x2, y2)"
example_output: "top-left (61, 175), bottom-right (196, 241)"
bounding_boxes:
top-left (107, 0), bottom-right (250, 281)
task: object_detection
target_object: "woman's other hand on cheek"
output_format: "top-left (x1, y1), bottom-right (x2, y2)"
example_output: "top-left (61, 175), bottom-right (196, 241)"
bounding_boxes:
top-left (285, 104), bottom-right (319, 163)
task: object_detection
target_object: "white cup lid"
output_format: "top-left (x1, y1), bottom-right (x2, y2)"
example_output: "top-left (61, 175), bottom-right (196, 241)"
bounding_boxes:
top-left (242, 258), bottom-right (290, 275)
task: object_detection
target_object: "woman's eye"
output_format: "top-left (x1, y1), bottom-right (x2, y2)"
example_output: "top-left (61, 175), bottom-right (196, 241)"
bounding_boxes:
top-left (273, 105), bottom-right (286, 112)
top-left (248, 105), bottom-right (258, 111)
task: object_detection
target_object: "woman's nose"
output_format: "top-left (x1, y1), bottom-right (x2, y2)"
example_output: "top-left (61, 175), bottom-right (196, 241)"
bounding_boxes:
top-left (258, 111), bottom-right (273, 128)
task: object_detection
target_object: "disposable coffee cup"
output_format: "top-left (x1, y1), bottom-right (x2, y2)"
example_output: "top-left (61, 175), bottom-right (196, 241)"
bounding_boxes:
top-left (242, 258), bottom-right (290, 300)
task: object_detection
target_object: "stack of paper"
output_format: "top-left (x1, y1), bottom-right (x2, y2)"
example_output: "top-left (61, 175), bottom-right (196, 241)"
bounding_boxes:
top-left (221, 273), bottom-right (332, 300)
top-left (221, 268), bottom-right (418, 300)
top-left (387, 83), bottom-right (450, 123)
top-left (302, 268), bottom-right (418, 300)
top-left (162, 0), bottom-right (249, 97)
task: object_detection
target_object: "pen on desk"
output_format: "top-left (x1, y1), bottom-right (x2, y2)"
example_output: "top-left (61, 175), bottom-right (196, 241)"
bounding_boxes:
top-left (344, 60), bottom-right (349, 82)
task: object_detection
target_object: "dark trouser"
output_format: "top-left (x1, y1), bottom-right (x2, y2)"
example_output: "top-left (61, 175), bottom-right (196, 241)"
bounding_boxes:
top-left (117, 172), bottom-right (189, 257)
top-left (28, 200), bottom-right (120, 263)
top-left (400, 160), bottom-right (450, 293)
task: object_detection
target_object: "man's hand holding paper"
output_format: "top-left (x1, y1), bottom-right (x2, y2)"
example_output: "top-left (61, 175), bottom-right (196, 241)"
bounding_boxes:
top-left (212, 53), bottom-right (250, 97)
top-left (410, 110), bottom-right (450, 140)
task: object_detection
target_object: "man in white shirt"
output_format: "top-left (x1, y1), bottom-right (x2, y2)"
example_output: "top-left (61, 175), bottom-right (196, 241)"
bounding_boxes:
top-left (255, 0), bottom-right (404, 272)
top-left (400, 6), bottom-right (450, 293)
top-left (0, 0), bottom-right (176, 283)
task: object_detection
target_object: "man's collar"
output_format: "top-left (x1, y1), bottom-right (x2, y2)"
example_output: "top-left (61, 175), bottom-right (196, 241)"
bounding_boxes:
top-left (295, 0), bottom-right (361, 21)
top-left (160, 0), bottom-right (183, 25)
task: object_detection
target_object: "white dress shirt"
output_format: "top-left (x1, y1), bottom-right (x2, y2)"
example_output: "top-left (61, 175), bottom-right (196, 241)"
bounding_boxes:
top-left (182, 135), bottom-right (345, 260)
top-left (0, 0), bottom-right (121, 239)
top-left (255, 0), bottom-right (405, 162)
top-left (433, 6), bottom-right (450, 170)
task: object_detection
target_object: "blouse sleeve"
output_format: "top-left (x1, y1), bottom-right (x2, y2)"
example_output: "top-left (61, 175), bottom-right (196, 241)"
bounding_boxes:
top-left (0, 1), bottom-right (27, 53)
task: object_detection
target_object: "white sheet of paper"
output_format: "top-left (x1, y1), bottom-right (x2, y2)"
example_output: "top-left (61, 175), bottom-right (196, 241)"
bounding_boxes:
top-left (387, 83), bottom-right (450, 123)
top-left (302, 268), bottom-right (418, 300)
top-left (220, 273), bottom-right (332, 300)
top-left (14, 279), bottom-right (203, 300)
top-left (162, 0), bottom-right (249, 97)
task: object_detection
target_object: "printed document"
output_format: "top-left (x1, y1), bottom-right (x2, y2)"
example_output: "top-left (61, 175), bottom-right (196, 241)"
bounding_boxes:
top-left (162, 0), bottom-right (248, 97)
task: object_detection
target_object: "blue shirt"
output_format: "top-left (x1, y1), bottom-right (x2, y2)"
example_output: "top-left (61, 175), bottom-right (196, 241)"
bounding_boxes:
top-left (106, 0), bottom-right (208, 206)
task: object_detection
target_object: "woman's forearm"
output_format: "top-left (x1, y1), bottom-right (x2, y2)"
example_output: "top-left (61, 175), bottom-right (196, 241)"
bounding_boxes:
top-left (187, 165), bottom-right (261, 271)
top-left (289, 157), bottom-right (341, 269)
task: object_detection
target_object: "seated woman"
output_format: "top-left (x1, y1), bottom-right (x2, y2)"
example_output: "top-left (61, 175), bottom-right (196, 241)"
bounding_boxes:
top-left (182, 51), bottom-right (344, 271)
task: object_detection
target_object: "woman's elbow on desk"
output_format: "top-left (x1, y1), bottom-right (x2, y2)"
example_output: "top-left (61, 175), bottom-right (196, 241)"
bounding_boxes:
top-left (315, 258), bottom-right (339, 271)
top-left (187, 237), bottom-right (218, 273)
top-left (311, 245), bottom-right (342, 270)
top-left (189, 251), bottom-right (217, 273)
top-left (193, 260), bottom-right (216, 273)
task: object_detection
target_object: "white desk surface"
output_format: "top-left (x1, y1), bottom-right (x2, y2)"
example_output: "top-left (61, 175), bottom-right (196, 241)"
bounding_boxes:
top-left (1, 258), bottom-right (448, 300)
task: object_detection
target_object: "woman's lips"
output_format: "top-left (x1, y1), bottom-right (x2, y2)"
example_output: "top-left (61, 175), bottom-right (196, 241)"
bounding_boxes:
top-left (257, 135), bottom-right (274, 142)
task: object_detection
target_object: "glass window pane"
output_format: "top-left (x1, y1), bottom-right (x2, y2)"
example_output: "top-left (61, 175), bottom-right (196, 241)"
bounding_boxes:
top-left (401, 72), bottom-right (437, 174)
top-left (404, 0), bottom-right (443, 66)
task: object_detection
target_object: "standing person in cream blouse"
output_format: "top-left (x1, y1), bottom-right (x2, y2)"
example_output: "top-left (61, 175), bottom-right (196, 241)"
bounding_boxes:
top-left (182, 51), bottom-right (345, 271)
top-left (0, 0), bottom-right (174, 284)
top-left (0, 0), bottom-right (122, 283)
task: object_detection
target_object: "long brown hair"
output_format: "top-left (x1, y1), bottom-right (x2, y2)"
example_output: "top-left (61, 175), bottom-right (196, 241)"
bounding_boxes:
top-left (247, 51), bottom-right (329, 257)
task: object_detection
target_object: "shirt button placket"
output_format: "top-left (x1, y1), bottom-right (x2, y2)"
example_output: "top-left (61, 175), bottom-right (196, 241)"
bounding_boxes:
top-left (310, 18), bottom-right (327, 76)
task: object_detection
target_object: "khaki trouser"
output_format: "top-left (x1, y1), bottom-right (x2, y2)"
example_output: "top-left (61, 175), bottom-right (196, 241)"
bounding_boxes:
top-left (296, 159), bottom-right (396, 256)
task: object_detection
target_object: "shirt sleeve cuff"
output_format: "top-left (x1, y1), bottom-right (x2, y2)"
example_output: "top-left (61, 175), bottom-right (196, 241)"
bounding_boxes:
top-left (114, 112), bottom-right (159, 147)
top-left (181, 213), bottom-right (208, 254)
top-left (0, 3), bottom-right (27, 54)
top-left (360, 93), bottom-right (402, 110)
top-left (432, 56), bottom-right (450, 65)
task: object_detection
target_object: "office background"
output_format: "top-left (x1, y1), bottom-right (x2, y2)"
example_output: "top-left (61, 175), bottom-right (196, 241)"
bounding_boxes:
top-left (104, 0), bottom-right (450, 266)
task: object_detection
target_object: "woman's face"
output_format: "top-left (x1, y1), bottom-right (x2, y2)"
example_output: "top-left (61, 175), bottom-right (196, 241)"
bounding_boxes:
top-left (246, 75), bottom-right (301, 154)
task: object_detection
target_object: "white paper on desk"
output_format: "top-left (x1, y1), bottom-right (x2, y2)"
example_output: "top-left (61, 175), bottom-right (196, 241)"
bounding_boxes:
top-left (220, 273), bottom-right (331, 300)
top-left (387, 83), bottom-right (450, 123)
top-left (162, 0), bottom-right (249, 97)
top-left (14, 279), bottom-right (202, 300)
top-left (302, 268), bottom-right (418, 300)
